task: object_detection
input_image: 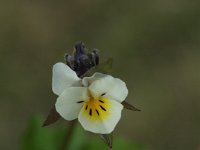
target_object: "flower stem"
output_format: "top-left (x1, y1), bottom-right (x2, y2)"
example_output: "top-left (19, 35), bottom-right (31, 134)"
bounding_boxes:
top-left (60, 120), bottom-right (76, 150)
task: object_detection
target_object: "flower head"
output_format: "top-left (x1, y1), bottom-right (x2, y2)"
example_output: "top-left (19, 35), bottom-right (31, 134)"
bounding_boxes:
top-left (53, 62), bottom-right (128, 134)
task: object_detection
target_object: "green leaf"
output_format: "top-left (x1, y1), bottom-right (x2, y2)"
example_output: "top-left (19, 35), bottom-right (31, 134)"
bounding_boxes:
top-left (122, 101), bottom-right (141, 111)
top-left (82, 58), bottom-right (113, 77)
top-left (67, 123), bottom-right (88, 150)
top-left (20, 115), bottom-right (88, 150)
top-left (20, 115), bottom-right (66, 150)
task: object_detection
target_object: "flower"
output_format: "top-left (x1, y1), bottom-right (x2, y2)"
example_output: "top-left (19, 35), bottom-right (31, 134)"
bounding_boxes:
top-left (53, 62), bottom-right (128, 134)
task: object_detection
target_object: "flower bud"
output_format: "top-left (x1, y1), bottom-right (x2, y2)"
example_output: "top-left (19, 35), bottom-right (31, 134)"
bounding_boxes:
top-left (65, 42), bottom-right (99, 77)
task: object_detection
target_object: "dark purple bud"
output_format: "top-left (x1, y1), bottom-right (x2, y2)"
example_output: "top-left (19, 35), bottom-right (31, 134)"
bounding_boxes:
top-left (64, 42), bottom-right (99, 77)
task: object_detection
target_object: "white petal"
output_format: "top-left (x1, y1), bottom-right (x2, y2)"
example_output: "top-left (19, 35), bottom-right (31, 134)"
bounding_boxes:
top-left (88, 75), bottom-right (128, 102)
top-left (55, 87), bottom-right (88, 121)
top-left (88, 75), bottom-right (113, 98)
top-left (78, 99), bottom-right (123, 134)
top-left (52, 62), bottom-right (81, 95)
top-left (105, 78), bottom-right (128, 102)
top-left (82, 72), bottom-right (107, 87)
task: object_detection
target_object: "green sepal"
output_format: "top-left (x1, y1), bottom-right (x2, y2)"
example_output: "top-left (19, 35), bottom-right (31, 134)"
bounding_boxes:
top-left (42, 106), bottom-right (61, 127)
top-left (99, 132), bottom-right (113, 149)
top-left (122, 101), bottom-right (141, 111)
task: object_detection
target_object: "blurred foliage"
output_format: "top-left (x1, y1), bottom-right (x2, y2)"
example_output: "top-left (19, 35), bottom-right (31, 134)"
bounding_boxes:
top-left (20, 115), bottom-right (66, 150)
top-left (20, 115), bottom-right (145, 150)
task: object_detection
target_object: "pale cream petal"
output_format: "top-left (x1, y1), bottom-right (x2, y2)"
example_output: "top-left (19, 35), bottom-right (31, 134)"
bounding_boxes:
top-left (78, 99), bottom-right (123, 134)
top-left (82, 72), bottom-right (107, 87)
top-left (52, 62), bottom-right (81, 95)
top-left (88, 75), bottom-right (114, 98)
top-left (105, 78), bottom-right (128, 102)
top-left (55, 87), bottom-right (88, 121)
top-left (89, 75), bottom-right (128, 102)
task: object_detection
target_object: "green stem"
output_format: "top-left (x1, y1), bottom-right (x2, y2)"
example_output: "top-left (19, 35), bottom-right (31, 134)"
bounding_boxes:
top-left (60, 120), bottom-right (76, 150)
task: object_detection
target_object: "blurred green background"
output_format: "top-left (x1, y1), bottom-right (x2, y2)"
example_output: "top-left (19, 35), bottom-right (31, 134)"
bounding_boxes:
top-left (1, 0), bottom-right (200, 150)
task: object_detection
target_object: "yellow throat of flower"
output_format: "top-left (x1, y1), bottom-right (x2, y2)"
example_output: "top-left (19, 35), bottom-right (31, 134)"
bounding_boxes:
top-left (82, 96), bottom-right (110, 121)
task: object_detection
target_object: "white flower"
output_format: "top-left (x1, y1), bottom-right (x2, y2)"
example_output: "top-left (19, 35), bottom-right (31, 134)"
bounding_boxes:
top-left (53, 62), bottom-right (128, 134)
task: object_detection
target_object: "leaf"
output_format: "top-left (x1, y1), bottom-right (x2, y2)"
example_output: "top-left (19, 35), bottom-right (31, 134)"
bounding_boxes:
top-left (82, 58), bottom-right (113, 77)
top-left (42, 106), bottom-right (61, 127)
top-left (20, 115), bottom-right (66, 150)
top-left (67, 123), bottom-right (89, 150)
top-left (20, 115), bottom-right (89, 150)
top-left (122, 101), bottom-right (141, 111)
top-left (99, 132), bottom-right (113, 149)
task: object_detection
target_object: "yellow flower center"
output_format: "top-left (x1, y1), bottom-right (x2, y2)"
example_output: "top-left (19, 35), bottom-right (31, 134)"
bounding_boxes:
top-left (82, 96), bottom-right (110, 120)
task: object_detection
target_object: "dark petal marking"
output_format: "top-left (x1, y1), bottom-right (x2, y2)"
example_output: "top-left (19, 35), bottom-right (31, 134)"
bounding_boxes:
top-left (96, 109), bottom-right (100, 116)
top-left (99, 99), bottom-right (104, 103)
top-left (85, 105), bottom-right (88, 110)
top-left (89, 109), bottom-right (92, 116)
top-left (100, 105), bottom-right (106, 111)
top-left (77, 101), bottom-right (84, 103)
top-left (101, 93), bottom-right (106, 96)
top-left (99, 100), bottom-right (104, 103)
